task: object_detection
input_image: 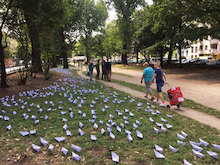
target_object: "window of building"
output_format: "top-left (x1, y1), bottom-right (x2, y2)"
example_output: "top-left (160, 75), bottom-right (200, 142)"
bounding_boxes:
top-left (200, 45), bottom-right (203, 50)
top-left (205, 45), bottom-right (208, 50)
top-left (195, 55), bottom-right (197, 58)
top-left (195, 47), bottom-right (198, 53)
top-left (211, 44), bottom-right (217, 49)
top-left (191, 47), bottom-right (193, 53)
top-left (186, 50), bottom-right (188, 56)
top-left (191, 55), bottom-right (193, 59)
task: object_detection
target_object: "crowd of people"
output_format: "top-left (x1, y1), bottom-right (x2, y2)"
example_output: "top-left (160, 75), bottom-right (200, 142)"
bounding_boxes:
top-left (88, 58), bottom-right (112, 81)
top-left (87, 59), bottom-right (167, 106)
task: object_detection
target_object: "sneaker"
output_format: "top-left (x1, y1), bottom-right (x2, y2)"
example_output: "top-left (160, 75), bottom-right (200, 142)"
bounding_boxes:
top-left (159, 103), bottom-right (166, 107)
top-left (155, 101), bottom-right (160, 105)
top-left (152, 99), bottom-right (157, 103)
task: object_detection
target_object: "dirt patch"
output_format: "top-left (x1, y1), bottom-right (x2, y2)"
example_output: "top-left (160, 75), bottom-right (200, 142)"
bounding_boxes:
top-left (0, 72), bottom-right (63, 98)
top-left (90, 147), bottom-right (108, 158)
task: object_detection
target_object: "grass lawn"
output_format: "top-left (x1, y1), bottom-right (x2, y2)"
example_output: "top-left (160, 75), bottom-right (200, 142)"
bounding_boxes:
top-left (82, 70), bottom-right (220, 119)
top-left (110, 79), bottom-right (220, 119)
top-left (113, 64), bottom-right (144, 71)
top-left (0, 69), bottom-right (219, 164)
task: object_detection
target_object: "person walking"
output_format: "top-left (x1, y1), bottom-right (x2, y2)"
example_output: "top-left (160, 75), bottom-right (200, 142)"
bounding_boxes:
top-left (151, 61), bottom-right (167, 106)
top-left (101, 59), bottom-right (106, 80)
top-left (96, 60), bottom-right (100, 80)
top-left (88, 62), bottom-right (94, 80)
top-left (105, 59), bottom-right (112, 81)
top-left (141, 62), bottom-right (155, 101)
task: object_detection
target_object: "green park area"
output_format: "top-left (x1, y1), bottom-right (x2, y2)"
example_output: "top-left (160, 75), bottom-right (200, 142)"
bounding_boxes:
top-left (0, 0), bottom-right (220, 165)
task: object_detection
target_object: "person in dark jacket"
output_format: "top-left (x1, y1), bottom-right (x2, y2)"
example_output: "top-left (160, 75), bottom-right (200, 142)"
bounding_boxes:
top-left (96, 60), bottom-right (100, 79)
top-left (101, 59), bottom-right (106, 80)
top-left (105, 59), bottom-right (111, 81)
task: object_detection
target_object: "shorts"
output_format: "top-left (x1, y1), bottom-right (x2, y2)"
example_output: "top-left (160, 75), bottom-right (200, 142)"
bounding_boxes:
top-left (145, 81), bottom-right (152, 94)
top-left (156, 82), bottom-right (164, 93)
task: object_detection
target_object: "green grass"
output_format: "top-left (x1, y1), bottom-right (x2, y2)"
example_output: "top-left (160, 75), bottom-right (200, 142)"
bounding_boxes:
top-left (111, 79), bottom-right (220, 119)
top-left (113, 72), bottom-right (133, 77)
top-left (0, 69), bottom-right (219, 164)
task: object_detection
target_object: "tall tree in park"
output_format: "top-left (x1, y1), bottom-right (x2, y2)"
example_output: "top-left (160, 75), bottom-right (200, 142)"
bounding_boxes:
top-left (102, 21), bottom-right (122, 57)
top-left (0, 0), bottom-right (14, 88)
top-left (108, 0), bottom-right (144, 64)
top-left (79, 0), bottom-right (108, 62)
top-left (19, 0), bottom-right (43, 72)
top-left (57, 0), bottom-right (85, 69)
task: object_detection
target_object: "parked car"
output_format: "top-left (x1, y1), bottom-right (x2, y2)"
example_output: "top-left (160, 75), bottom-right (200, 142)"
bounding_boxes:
top-left (207, 59), bottom-right (220, 66)
top-left (194, 59), bottom-right (208, 64)
top-left (182, 59), bottom-right (190, 64)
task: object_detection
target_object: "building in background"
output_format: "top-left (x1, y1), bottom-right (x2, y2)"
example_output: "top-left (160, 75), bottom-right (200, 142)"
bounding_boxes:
top-left (182, 36), bottom-right (220, 60)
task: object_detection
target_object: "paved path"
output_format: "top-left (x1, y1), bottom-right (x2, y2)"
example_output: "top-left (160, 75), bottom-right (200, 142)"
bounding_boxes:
top-left (110, 67), bottom-right (220, 111)
top-left (77, 70), bottom-right (220, 130)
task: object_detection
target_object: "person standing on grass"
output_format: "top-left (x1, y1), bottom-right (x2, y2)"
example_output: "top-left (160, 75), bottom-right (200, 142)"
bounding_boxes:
top-left (151, 61), bottom-right (167, 106)
top-left (101, 59), bottom-right (106, 80)
top-left (141, 62), bottom-right (155, 101)
top-left (88, 62), bottom-right (94, 80)
top-left (96, 60), bottom-right (100, 80)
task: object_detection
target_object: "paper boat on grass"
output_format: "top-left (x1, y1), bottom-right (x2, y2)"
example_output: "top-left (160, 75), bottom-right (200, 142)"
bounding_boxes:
top-left (154, 150), bottom-right (165, 159)
top-left (32, 144), bottom-right (41, 152)
top-left (20, 131), bottom-right (29, 136)
top-left (54, 137), bottom-right (66, 142)
top-left (192, 149), bottom-right (204, 158)
top-left (169, 145), bottom-right (178, 153)
top-left (207, 151), bottom-right (218, 159)
top-left (72, 152), bottom-right (81, 161)
top-left (6, 125), bottom-right (11, 130)
top-left (136, 130), bottom-right (143, 139)
top-left (199, 139), bottom-right (209, 147)
top-left (91, 135), bottom-right (97, 141)
top-left (72, 144), bottom-right (82, 152)
top-left (111, 152), bottom-right (119, 163)
top-left (62, 147), bottom-right (68, 155)
top-left (155, 144), bottom-right (163, 153)
top-left (40, 137), bottom-right (48, 146)
top-left (183, 159), bottom-right (192, 165)
top-left (212, 144), bottom-right (220, 150)
top-left (48, 144), bottom-right (54, 152)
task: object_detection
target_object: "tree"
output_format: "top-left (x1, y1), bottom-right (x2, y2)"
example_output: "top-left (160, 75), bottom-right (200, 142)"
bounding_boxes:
top-left (0, 0), bottom-right (14, 88)
top-left (107, 0), bottom-right (144, 64)
top-left (79, 0), bottom-right (108, 62)
top-left (102, 21), bottom-right (122, 58)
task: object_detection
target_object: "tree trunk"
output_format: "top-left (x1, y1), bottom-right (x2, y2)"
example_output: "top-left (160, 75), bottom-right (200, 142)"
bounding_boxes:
top-left (25, 19), bottom-right (42, 72)
top-left (85, 34), bottom-right (90, 63)
top-left (167, 41), bottom-right (174, 65)
top-left (136, 50), bottom-right (139, 64)
top-left (178, 44), bottom-right (182, 66)
top-left (121, 44), bottom-right (128, 65)
top-left (0, 32), bottom-right (9, 88)
top-left (60, 29), bottom-right (68, 69)
top-left (160, 49), bottom-right (164, 67)
top-left (51, 54), bottom-right (57, 67)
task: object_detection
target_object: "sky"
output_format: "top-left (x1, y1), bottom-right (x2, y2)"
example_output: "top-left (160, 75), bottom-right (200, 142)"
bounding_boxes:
top-left (106, 0), bottom-right (153, 23)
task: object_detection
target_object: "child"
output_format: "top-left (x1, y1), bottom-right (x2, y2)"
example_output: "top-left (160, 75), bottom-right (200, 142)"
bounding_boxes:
top-left (151, 61), bottom-right (167, 106)
top-left (88, 62), bottom-right (94, 80)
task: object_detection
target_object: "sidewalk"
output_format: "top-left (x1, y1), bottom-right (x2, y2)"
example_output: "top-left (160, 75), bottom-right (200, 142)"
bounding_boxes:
top-left (77, 70), bottom-right (220, 130)
top-left (109, 67), bottom-right (220, 111)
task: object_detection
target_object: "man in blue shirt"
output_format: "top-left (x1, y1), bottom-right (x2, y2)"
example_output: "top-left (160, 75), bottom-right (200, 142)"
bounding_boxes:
top-left (141, 62), bottom-right (155, 101)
